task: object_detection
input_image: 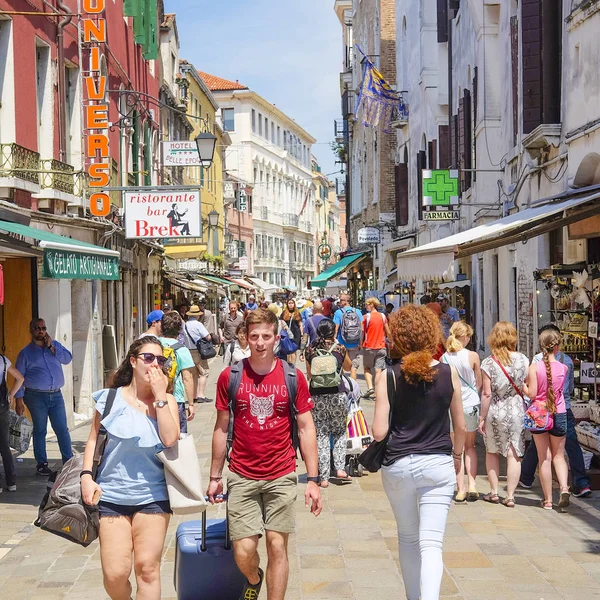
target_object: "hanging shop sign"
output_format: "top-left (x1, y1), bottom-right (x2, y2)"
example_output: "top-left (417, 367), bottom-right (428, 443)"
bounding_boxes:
top-left (163, 141), bottom-right (202, 167)
top-left (318, 244), bottom-right (332, 260)
top-left (238, 255), bottom-right (249, 271)
top-left (42, 250), bottom-right (120, 280)
top-left (124, 190), bottom-right (201, 239)
top-left (423, 210), bottom-right (460, 221)
top-left (422, 169), bottom-right (460, 221)
top-left (357, 227), bottom-right (381, 244)
top-left (82, 0), bottom-right (111, 217)
top-left (224, 182), bottom-right (235, 200)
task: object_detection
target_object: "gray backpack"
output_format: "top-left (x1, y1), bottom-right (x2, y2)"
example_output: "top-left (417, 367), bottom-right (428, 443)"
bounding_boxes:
top-left (35, 389), bottom-right (116, 546)
top-left (340, 308), bottom-right (362, 345)
top-left (310, 348), bottom-right (341, 390)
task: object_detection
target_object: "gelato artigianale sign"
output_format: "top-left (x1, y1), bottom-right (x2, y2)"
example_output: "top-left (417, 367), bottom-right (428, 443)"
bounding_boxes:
top-left (83, 0), bottom-right (111, 217)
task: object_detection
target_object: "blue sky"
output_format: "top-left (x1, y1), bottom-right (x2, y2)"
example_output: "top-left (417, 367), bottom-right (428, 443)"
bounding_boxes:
top-left (169, 0), bottom-right (342, 178)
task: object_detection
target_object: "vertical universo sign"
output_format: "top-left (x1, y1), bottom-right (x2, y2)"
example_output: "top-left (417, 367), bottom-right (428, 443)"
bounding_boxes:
top-left (82, 0), bottom-right (111, 217)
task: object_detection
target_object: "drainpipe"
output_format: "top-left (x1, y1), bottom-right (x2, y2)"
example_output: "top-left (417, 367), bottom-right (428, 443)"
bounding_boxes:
top-left (56, 0), bottom-right (72, 163)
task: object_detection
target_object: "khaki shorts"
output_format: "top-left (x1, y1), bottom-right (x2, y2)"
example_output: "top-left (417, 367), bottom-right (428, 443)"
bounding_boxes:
top-left (363, 348), bottom-right (387, 370)
top-left (346, 346), bottom-right (361, 370)
top-left (189, 349), bottom-right (209, 376)
top-left (227, 471), bottom-right (298, 541)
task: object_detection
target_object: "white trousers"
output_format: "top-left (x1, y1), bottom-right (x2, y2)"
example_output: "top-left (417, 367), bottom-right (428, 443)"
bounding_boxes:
top-left (382, 454), bottom-right (455, 600)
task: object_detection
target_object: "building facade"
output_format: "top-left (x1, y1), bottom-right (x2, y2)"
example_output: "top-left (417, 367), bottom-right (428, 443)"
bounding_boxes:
top-left (202, 73), bottom-right (317, 294)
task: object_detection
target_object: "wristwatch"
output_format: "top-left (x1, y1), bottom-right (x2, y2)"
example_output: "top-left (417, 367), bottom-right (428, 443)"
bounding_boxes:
top-left (154, 400), bottom-right (168, 408)
top-left (306, 476), bottom-right (320, 484)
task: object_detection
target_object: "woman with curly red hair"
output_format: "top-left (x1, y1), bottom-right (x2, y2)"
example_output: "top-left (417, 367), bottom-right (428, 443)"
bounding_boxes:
top-left (372, 304), bottom-right (466, 600)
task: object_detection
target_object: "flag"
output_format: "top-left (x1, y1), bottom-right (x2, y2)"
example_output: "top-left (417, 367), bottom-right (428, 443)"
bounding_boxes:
top-left (298, 187), bottom-right (310, 217)
top-left (355, 46), bottom-right (402, 133)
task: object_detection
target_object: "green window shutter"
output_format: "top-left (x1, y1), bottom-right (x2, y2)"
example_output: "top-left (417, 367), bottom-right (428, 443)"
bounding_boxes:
top-left (143, 0), bottom-right (158, 60)
top-left (132, 111), bottom-right (140, 185)
top-left (123, 0), bottom-right (139, 17)
top-left (144, 125), bottom-right (152, 185)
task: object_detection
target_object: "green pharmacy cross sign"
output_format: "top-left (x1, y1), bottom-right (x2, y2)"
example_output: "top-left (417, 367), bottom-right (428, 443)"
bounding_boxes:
top-left (422, 170), bottom-right (459, 207)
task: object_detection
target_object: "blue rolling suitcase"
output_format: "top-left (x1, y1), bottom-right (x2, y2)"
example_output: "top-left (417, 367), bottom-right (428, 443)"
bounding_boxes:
top-left (174, 509), bottom-right (246, 600)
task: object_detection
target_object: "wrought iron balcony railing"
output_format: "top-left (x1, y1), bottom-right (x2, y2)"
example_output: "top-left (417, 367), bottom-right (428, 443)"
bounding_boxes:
top-left (0, 143), bottom-right (40, 184)
top-left (259, 206), bottom-right (269, 220)
top-left (283, 213), bottom-right (299, 228)
top-left (40, 159), bottom-right (75, 195)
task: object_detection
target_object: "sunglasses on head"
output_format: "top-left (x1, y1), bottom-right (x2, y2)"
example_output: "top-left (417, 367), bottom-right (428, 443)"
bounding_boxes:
top-left (136, 353), bottom-right (168, 367)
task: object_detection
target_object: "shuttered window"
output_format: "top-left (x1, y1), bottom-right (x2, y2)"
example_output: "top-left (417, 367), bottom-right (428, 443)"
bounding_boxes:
top-left (439, 125), bottom-right (450, 169)
top-left (437, 0), bottom-right (448, 43)
top-left (416, 151), bottom-right (426, 220)
top-left (463, 89), bottom-right (472, 191)
top-left (395, 163), bottom-right (409, 227)
top-left (510, 15), bottom-right (519, 144)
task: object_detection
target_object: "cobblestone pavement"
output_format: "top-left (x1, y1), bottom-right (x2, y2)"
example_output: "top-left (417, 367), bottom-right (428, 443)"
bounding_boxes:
top-left (1, 359), bottom-right (600, 599)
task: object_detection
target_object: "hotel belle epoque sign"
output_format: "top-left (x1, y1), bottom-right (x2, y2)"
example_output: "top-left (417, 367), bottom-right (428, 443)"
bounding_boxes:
top-left (82, 0), bottom-right (111, 217)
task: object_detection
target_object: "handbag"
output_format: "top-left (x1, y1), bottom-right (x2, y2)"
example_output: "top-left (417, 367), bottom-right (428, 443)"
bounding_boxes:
top-left (185, 323), bottom-right (217, 360)
top-left (156, 433), bottom-right (208, 515)
top-left (35, 388), bottom-right (116, 546)
top-left (8, 410), bottom-right (33, 453)
top-left (358, 368), bottom-right (395, 473)
top-left (279, 320), bottom-right (299, 354)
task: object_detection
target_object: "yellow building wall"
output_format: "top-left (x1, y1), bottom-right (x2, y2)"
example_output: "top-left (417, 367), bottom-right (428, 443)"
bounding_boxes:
top-left (182, 73), bottom-right (224, 259)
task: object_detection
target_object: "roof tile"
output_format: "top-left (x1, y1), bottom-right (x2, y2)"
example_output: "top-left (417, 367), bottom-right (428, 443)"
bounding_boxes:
top-left (199, 71), bottom-right (248, 91)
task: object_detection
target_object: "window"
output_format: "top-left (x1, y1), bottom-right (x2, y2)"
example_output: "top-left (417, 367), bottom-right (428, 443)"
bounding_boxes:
top-left (258, 113), bottom-right (263, 136)
top-left (264, 118), bottom-right (268, 138)
top-left (271, 122), bottom-right (275, 143)
top-left (277, 126), bottom-right (281, 146)
top-left (252, 109), bottom-right (256, 132)
top-left (222, 108), bottom-right (234, 131)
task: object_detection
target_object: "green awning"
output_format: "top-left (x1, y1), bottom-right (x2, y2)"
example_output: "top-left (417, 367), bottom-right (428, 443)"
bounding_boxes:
top-left (309, 252), bottom-right (368, 289)
top-left (197, 274), bottom-right (235, 287)
top-left (0, 220), bottom-right (120, 280)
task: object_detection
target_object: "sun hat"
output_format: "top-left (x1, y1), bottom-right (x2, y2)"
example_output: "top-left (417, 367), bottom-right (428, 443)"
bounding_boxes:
top-left (186, 305), bottom-right (203, 316)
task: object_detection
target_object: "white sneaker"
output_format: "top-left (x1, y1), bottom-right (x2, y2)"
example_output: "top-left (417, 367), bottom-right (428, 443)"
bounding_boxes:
top-left (7, 485), bottom-right (16, 492)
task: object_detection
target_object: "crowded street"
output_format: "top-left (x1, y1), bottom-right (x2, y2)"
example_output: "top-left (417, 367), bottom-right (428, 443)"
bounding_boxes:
top-left (0, 356), bottom-right (599, 600)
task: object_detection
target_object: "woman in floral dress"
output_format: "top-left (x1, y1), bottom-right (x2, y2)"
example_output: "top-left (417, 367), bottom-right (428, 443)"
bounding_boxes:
top-left (478, 322), bottom-right (529, 507)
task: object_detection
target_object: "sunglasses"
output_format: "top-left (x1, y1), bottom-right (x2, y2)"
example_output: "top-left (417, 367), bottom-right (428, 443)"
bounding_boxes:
top-left (34, 326), bottom-right (47, 331)
top-left (136, 353), bottom-right (168, 367)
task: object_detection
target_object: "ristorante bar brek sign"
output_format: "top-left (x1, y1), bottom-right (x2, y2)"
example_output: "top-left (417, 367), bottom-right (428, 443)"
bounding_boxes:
top-left (83, 0), bottom-right (111, 217)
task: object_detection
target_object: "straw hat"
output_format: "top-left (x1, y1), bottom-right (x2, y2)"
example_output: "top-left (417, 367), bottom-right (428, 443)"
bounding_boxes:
top-left (267, 303), bottom-right (282, 318)
top-left (186, 305), bottom-right (203, 316)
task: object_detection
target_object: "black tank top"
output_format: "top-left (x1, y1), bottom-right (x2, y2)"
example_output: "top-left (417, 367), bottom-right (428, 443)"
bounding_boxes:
top-left (383, 363), bottom-right (454, 466)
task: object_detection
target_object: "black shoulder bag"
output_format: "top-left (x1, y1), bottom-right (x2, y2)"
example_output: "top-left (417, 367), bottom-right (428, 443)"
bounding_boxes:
top-left (358, 367), bottom-right (396, 473)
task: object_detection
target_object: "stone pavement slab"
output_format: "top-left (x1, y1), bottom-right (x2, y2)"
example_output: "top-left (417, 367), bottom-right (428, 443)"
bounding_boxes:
top-left (1, 360), bottom-right (600, 599)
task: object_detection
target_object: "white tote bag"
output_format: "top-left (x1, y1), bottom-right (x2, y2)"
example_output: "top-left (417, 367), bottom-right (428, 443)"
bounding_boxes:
top-left (156, 433), bottom-right (208, 515)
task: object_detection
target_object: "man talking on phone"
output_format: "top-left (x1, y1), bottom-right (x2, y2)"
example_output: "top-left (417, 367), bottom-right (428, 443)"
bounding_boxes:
top-left (15, 318), bottom-right (74, 476)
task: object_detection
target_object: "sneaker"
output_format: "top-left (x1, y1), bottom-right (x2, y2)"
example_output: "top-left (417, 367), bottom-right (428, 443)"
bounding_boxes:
top-left (573, 486), bottom-right (592, 498)
top-left (200, 397), bottom-right (213, 404)
top-left (7, 485), bottom-right (16, 492)
top-left (518, 480), bottom-right (533, 489)
top-left (239, 568), bottom-right (263, 600)
top-left (36, 463), bottom-right (52, 476)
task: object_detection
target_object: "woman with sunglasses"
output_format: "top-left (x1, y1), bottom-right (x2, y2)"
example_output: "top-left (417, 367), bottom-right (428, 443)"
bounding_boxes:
top-left (81, 336), bottom-right (179, 600)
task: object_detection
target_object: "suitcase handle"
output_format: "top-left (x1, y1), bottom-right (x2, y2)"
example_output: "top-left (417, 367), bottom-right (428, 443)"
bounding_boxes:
top-left (201, 495), bottom-right (231, 552)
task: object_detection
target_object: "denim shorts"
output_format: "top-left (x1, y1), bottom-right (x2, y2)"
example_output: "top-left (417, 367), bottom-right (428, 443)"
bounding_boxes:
top-left (98, 500), bottom-right (172, 518)
top-left (532, 411), bottom-right (567, 437)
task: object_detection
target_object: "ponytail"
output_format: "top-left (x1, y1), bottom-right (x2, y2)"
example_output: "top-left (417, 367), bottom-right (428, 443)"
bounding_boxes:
top-left (446, 333), bottom-right (463, 353)
top-left (542, 349), bottom-right (557, 414)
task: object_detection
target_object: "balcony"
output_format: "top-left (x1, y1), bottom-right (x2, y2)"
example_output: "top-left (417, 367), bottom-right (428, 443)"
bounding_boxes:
top-left (391, 93), bottom-right (410, 129)
top-left (0, 143), bottom-right (41, 194)
top-left (258, 206), bottom-right (269, 221)
top-left (283, 213), bottom-right (299, 229)
top-left (40, 159), bottom-right (76, 195)
top-left (334, 119), bottom-right (348, 143)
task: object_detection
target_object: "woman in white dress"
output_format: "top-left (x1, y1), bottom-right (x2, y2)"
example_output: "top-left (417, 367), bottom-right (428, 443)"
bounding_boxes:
top-left (478, 322), bottom-right (529, 507)
top-left (442, 322), bottom-right (482, 501)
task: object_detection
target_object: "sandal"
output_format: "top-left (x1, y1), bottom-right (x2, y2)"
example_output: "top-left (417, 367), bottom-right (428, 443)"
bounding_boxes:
top-left (331, 471), bottom-right (352, 484)
top-left (483, 493), bottom-right (500, 504)
top-left (502, 497), bottom-right (515, 508)
top-left (558, 491), bottom-right (570, 508)
top-left (454, 490), bottom-right (467, 502)
top-left (319, 480), bottom-right (329, 488)
top-left (540, 500), bottom-right (553, 510)
top-left (467, 490), bottom-right (479, 501)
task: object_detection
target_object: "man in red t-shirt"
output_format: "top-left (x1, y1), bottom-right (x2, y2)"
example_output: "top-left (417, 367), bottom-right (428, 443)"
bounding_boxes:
top-left (208, 308), bottom-right (321, 600)
top-left (361, 297), bottom-right (390, 396)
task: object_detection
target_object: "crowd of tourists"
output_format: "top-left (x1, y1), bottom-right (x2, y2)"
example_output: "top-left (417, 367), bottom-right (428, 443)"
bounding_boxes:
top-left (3, 291), bottom-right (593, 600)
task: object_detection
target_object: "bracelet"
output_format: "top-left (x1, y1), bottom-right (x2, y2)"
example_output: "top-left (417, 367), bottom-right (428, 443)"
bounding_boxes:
top-left (210, 476), bottom-right (222, 481)
top-left (80, 470), bottom-right (93, 479)
top-left (452, 452), bottom-right (462, 459)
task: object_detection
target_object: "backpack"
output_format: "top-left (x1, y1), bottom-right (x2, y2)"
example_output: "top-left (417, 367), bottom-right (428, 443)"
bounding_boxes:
top-left (163, 342), bottom-right (184, 381)
top-left (35, 388), bottom-right (116, 546)
top-left (340, 308), bottom-right (361, 345)
top-left (226, 359), bottom-right (298, 459)
top-left (309, 348), bottom-right (341, 390)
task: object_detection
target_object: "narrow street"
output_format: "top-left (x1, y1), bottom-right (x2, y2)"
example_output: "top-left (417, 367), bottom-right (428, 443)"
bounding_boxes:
top-left (1, 359), bottom-right (599, 600)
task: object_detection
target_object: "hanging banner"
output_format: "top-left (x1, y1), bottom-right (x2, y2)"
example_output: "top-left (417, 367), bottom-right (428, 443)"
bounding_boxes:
top-left (42, 250), bottom-right (120, 280)
top-left (124, 190), bottom-right (201, 238)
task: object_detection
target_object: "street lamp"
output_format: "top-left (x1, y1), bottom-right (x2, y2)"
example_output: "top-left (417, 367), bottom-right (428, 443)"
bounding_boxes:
top-left (208, 209), bottom-right (219, 228)
top-left (224, 230), bottom-right (234, 245)
top-left (195, 132), bottom-right (217, 168)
